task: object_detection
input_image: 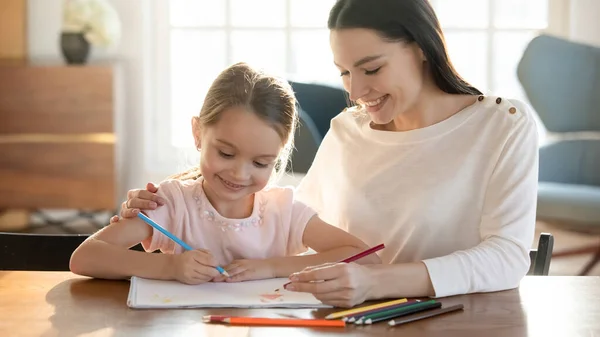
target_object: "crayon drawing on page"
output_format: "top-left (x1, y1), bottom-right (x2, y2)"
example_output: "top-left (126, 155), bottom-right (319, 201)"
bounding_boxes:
top-left (259, 291), bottom-right (284, 303)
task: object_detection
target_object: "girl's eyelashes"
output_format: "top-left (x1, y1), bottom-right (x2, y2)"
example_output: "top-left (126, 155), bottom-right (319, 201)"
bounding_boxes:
top-left (339, 70), bottom-right (349, 77)
top-left (253, 161), bottom-right (269, 168)
top-left (218, 150), bottom-right (271, 168)
top-left (218, 150), bottom-right (234, 158)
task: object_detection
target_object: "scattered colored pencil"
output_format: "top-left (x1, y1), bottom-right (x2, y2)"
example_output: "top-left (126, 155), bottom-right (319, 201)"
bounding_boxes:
top-left (202, 316), bottom-right (346, 328)
top-left (137, 212), bottom-right (229, 277)
top-left (202, 315), bottom-right (228, 323)
top-left (325, 298), bottom-right (408, 320)
top-left (388, 304), bottom-right (465, 326)
top-left (356, 300), bottom-right (442, 325)
top-left (344, 299), bottom-right (421, 322)
top-left (279, 243), bottom-right (385, 291)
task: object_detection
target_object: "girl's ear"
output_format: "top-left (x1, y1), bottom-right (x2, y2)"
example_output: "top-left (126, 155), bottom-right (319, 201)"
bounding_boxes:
top-left (191, 116), bottom-right (201, 150)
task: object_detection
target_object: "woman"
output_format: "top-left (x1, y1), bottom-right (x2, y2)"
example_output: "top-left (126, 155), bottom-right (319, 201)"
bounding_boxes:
top-left (116, 0), bottom-right (538, 308)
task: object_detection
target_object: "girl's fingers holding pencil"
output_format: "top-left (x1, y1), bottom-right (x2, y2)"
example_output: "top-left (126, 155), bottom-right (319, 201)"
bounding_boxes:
top-left (190, 250), bottom-right (218, 267)
top-left (192, 269), bottom-right (216, 282)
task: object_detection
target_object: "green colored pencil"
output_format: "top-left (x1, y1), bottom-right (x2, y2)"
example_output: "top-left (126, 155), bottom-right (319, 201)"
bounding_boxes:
top-left (355, 300), bottom-right (440, 325)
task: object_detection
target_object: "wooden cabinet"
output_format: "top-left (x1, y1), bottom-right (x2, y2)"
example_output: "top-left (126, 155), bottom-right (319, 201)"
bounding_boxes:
top-left (0, 61), bottom-right (117, 210)
top-left (0, 0), bottom-right (27, 59)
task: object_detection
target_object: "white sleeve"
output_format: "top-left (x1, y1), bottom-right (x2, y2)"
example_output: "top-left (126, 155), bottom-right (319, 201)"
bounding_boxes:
top-left (423, 109), bottom-right (539, 297)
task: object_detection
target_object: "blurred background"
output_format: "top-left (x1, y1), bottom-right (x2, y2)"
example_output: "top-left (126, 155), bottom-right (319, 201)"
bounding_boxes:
top-left (1, 0), bottom-right (599, 276)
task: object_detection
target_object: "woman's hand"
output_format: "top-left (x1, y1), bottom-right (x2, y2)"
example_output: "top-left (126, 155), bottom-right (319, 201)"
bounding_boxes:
top-left (109, 182), bottom-right (165, 223)
top-left (214, 259), bottom-right (276, 283)
top-left (171, 249), bottom-right (221, 285)
top-left (284, 262), bottom-right (376, 308)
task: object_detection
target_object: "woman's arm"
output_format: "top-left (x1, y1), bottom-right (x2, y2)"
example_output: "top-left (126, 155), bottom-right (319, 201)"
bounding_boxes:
top-left (70, 218), bottom-right (174, 280)
top-left (268, 215), bottom-right (382, 277)
top-left (422, 103), bottom-right (538, 297)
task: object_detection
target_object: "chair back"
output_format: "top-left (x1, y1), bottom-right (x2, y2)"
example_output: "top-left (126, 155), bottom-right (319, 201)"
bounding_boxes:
top-left (289, 81), bottom-right (348, 138)
top-left (528, 233), bottom-right (554, 276)
top-left (517, 34), bottom-right (600, 133)
top-left (0, 232), bottom-right (145, 271)
top-left (288, 109), bottom-right (322, 173)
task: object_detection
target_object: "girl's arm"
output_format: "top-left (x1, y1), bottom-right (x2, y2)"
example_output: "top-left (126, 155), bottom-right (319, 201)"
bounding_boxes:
top-left (267, 215), bottom-right (382, 277)
top-left (70, 218), bottom-right (175, 280)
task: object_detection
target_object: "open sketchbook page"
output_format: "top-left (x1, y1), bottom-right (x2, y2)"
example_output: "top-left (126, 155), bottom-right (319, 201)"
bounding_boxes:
top-left (127, 277), bottom-right (332, 309)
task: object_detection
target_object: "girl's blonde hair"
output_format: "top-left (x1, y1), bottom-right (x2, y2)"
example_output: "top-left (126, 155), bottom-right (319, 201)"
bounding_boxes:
top-left (170, 62), bottom-right (298, 183)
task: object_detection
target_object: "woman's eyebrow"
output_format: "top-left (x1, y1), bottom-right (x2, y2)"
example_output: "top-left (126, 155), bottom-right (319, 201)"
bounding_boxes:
top-left (353, 55), bottom-right (383, 67)
top-left (335, 55), bottom-right (384, 69)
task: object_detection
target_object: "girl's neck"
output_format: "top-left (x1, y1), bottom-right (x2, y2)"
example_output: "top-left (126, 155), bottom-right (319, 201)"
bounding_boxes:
top-left (201, 180), bottom-right (255, 219)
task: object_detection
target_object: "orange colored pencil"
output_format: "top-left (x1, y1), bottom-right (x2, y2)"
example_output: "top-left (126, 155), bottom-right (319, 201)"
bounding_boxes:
top-left (210, 316), bottom-right (346, 328)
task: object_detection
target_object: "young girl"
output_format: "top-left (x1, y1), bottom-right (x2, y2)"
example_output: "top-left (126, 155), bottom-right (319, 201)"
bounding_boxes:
top-left (70, 62), bottom-right (380, 285)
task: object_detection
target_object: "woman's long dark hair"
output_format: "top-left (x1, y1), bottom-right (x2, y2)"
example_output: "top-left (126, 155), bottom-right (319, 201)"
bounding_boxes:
top-left (328, 0), bottom-right (482, 95)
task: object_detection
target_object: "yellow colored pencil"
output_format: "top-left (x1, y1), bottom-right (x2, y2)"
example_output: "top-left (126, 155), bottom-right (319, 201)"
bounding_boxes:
top-left (325, 298), bottom-right (408, 320)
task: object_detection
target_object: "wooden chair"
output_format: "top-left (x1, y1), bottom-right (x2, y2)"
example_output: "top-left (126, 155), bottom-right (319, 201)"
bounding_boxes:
top-left (528, 233), bottom-right (554, 276)
top-left (0, 232), bottom-right (145, 271)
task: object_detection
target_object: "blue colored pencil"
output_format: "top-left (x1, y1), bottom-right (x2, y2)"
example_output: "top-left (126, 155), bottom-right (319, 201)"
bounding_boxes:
top-left (137, 212), bottom-right (230, 277)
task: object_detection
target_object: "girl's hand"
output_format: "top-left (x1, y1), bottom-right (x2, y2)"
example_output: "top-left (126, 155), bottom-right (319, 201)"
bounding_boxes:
top-left (284, 262), bottom-right (375, 308)
top-left (109, 182), bottom-right (165, 223)
top-left (171, 249), bottom-right (221, 285)
top-left (216, 259), bottom-right (276, 282)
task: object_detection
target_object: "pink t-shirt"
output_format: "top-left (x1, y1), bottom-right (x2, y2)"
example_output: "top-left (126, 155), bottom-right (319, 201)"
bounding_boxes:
top-left (141, 178), bottom-right (316, 265)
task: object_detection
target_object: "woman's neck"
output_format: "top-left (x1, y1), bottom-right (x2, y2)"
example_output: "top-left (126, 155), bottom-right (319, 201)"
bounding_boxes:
top-left (201, 180), bottom-right (255, 219)
top-left (380, 84), bottom-right (477, 132)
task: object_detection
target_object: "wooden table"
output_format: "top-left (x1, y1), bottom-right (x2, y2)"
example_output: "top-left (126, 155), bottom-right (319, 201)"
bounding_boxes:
top-left (1, 272), bottom-right (599, 337)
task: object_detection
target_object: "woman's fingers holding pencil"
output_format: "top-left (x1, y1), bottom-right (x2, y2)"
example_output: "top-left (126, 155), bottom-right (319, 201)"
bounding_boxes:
top-left (286, 263), bottom-right (373, 308)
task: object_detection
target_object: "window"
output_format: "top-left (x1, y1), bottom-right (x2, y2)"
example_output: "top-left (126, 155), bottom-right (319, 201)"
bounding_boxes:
top-left (150, 0), bottom-right (550, 175)
top-left (433, 0), bottom-right (549, 98)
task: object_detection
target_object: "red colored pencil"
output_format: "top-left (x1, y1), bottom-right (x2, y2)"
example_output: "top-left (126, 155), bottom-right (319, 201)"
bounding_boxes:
top-left (203, 316), bottom-right (346, 327)
top-left (341, 243), bottom-right (385, 263)
top-left (279, 244), bottom-right (385, 291)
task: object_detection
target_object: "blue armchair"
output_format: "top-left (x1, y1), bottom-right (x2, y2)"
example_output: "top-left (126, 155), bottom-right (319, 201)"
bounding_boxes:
top-left (287, 81), bottom-right (349, 173)
top-left (517, 34), bottom-right (600, 275)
